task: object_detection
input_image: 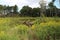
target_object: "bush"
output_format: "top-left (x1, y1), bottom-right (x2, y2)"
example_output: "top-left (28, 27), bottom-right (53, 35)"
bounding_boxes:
top-left (31, 21), bottom-right (60, 40)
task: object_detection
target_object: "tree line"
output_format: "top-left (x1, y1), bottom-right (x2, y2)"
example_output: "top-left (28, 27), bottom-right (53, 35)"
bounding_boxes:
top-left (0, 0), bottom-right (60, 17)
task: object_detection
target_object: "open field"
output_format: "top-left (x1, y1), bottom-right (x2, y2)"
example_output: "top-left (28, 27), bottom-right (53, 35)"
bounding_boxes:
top-left (0, 17), bottom-right (60, 40)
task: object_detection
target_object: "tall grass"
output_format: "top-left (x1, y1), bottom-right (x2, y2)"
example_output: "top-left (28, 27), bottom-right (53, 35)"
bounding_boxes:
top-left (0, 17), bottom-right (60, 40)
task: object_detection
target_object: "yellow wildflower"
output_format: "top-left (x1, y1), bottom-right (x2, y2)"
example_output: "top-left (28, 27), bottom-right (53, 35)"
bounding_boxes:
top-left (31, 25), bottom-right (35, 30)
top-left (0, 31), bottom-right (5, 36)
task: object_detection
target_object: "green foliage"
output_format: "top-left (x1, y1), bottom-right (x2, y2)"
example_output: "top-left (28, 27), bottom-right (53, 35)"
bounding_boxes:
top-left (31, 17), bottom-right (60, 40)
top-left (0, 5), bottom-right (4, 10)
top-left (20, 6), bottom-right (41, 17)
top-left (0, 4), bottom-right (60, 17)
top-left (32, 8), bottom-right (40, 17)
top-left (13, 5), bottom-right (18, 13)
top-left (0, 17), bottom-right (60, 40)
top-left (17, 25), bottom-right (29, 34)
top-left (20, 6), bottom-right (32, 17)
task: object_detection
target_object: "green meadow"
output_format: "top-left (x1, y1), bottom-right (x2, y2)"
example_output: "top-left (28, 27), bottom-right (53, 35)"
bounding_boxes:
top-left (0, 17), bottom-right (60, 40)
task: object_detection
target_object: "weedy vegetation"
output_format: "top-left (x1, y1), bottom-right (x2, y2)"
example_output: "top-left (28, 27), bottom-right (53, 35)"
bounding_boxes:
top-left (0, 17), bottom-right (60, 40)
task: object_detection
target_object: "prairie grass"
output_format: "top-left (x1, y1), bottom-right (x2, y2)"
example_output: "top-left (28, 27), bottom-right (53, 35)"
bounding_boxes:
top-left (0, 17), bottom-right (60, 40)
